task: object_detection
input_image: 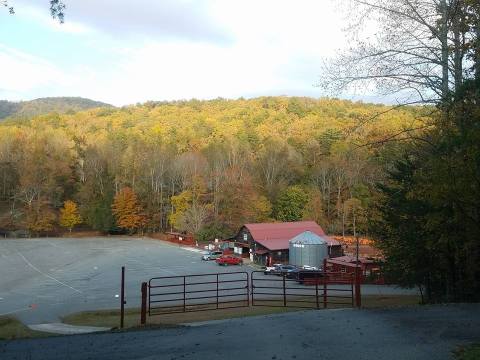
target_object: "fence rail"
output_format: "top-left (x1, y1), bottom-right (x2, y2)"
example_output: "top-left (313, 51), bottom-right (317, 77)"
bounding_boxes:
top-left (140, 268), bottom-right (361, 325)
top-left (250, 271), bottom-right (355, 309)
top-left (141, 272), bottom-right (249, 321)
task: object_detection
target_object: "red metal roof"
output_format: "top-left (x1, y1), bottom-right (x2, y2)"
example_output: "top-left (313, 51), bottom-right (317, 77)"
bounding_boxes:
top-left (254, 249), bottom-right (269, 255)
top-left (244, 221), bottom-right (340, 251)
top-left (327, 256), bottom-right (374, 266)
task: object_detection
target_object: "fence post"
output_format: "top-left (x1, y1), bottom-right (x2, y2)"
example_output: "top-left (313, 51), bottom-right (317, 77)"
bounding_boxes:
top-left (120, 266), bottom-right (125, 329)
top-left (246, 272), bottom-right (250, 307)
top-left (315, 272), bottom-right (319, 309)
top-left (140, 282), bottom-right (147, 325)
top-left (251, 272), bottom-right (254, 306)
top-left (323, 258), bottom-right (327, 308)
top-left (183, 276), bottom-right (186, 312)
top-left (283, 274), bottom-right (287, 307)
top-left (355, 266), bottom-right (362, 308)
top-left (216, 273), bottom-right (219, 309)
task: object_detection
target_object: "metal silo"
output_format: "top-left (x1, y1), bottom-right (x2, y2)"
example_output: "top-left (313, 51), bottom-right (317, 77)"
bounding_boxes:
top-left (289, 231), bottom-right (328, 268)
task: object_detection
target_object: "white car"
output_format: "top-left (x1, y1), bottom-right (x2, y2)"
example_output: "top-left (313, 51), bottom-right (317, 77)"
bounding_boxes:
top-left (201, 251), bottom-right (223, 261)
top-left (301, 265), bottom-right (319, 271)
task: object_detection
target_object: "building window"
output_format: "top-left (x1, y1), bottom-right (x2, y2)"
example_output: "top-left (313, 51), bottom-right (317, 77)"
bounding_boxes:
top-left (243, 233), bottom-right (247, 241)
top-left (341, 266), bottom-right (346, 273)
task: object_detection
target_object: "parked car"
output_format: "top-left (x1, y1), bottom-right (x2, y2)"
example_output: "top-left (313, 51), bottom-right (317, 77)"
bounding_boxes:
top-left (301, 265), bottom-right (319, 271)
top-left (202, 251), bottom-right (223, 261)
top-left (263, 263), bottom-right (283, 275)
top-left (265, 264), bottom-right (297, 276)
top-left (216, 255), bottom-right (243, 266)
top-left (290, 269), bottom-right (324, 284)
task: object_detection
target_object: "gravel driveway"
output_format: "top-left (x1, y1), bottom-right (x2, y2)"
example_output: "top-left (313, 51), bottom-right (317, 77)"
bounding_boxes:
top-left (1, 304), bottom-right (479, 360)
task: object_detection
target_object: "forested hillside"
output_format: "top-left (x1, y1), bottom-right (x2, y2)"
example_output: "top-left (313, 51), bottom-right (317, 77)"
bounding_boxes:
top-left (0, 97), bottom-right (112, 120)
top-left (0, 97), bottom-right (429, 239)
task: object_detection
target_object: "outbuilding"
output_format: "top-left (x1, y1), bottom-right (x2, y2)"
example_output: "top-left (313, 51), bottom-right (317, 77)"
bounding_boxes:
top-left (232, 221), bottom-right (343, 265)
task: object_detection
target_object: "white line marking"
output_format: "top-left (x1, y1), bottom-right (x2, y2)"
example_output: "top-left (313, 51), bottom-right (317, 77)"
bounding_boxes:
top-left (16, 252), bottom-right (83, 294)
top-left (158, 268), bottom-right (177, 275)
top-left (47, 241), bottom-right (62, 249)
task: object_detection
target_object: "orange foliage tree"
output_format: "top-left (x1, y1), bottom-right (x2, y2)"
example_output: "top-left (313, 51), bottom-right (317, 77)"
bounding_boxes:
top-left (111, 187), bottom-right (147, 234)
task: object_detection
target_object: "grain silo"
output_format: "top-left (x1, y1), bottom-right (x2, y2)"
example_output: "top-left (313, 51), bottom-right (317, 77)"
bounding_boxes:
top-left (289, 230), bottom-right (328, 268)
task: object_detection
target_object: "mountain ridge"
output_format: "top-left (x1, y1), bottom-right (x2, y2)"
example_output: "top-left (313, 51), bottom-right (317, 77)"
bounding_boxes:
top-left (0, 97), bottom-right (113, 120)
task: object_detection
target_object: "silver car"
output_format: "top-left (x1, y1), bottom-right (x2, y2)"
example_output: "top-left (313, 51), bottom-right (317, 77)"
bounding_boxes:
top-left (201, 251), bottom-right (223, 261)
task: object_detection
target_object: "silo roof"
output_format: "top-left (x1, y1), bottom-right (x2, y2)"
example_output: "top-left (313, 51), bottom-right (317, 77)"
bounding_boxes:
top-left (289, 230), bottom-right (328, 245)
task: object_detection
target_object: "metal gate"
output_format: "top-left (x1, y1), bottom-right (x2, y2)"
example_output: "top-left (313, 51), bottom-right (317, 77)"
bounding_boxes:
top-left (250, 270), bottom-right (357, 309)
top-left (141, 272), bottom-right (249, 322)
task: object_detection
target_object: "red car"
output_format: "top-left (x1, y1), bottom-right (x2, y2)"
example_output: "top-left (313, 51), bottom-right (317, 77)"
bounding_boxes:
top-left (215, 255), bottom-right (243, 266)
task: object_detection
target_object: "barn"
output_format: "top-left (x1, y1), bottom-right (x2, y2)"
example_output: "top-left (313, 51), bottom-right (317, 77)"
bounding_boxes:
top-left (231, 221), bottom-right (343, 265)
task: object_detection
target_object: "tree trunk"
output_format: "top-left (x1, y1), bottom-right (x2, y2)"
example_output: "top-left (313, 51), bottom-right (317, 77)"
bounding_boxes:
top-left (440, 0), bottom-right (450, 100)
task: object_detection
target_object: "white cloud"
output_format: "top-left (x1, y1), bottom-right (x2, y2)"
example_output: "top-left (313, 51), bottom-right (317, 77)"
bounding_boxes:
top-left (15, 0), bottom-right (230, 43)
top-left (0, 45), bottom-right (65, 97)
top-left (1, 0), bottom-right (353, 105)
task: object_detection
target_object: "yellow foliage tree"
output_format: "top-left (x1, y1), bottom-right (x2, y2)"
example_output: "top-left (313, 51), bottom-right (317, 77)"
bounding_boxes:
top-left (59, 200), bottom-right (82, 233)
top-left (168, 190), bottom-right (192, 230)
top-left (112, 187), bottom-right (147, 234)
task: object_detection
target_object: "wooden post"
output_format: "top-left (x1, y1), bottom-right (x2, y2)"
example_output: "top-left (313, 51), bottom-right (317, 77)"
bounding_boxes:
top-left (120, 266), bottom-right (125, 328)
top-left (282, 274), bottom-right (287, 307)
top-left (140, 282), bottom-right (147, 325)
top-left (355, 266), bottom-right (362, 308)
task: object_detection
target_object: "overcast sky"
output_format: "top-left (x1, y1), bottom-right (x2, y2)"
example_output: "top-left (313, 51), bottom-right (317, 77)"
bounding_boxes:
top-left (0, 0), bottom-right (359, 106)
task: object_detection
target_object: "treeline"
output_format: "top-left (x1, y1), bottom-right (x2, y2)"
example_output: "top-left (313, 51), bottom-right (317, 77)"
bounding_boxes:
top-left (0, 97), bottom-right (427, 239)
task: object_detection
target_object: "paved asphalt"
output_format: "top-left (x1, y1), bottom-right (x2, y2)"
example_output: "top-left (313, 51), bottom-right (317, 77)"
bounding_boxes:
top-left (0, 237), bottom-right (417, 324)
top-left (1, 304), bottom-right (479, 360)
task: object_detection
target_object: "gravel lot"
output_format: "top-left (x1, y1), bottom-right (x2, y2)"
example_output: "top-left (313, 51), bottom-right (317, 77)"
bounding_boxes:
top-left (0, 237), bottom-right (417, 325)
top-left (0, 237), bottom-right (245, 324)
top-left (1, 304), bottom-right (479, 360)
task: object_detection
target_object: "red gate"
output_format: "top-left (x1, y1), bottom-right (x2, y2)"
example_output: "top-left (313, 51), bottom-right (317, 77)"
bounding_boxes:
top-left (141, 272), bottom-right (249, 323)
top-left (250, 270), bottom-right (359, 309)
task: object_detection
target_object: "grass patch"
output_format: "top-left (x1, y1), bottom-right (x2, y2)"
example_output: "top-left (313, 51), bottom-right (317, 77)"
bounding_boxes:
top-left (361, 295), bottom-right (421, 308)
top-left (63, 295), bottom-right (420, 329)
top-left (0, 317), bottom-right (50, 340)
top-left (454, 343), bottom-right (480, 360)
top-left (63, 306), bottom-right (299, 329)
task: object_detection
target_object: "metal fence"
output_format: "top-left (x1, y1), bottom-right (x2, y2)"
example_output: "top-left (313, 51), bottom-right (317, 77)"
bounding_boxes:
top-left (250, 271), bottom-right (356, 309)
top-left (139, 269), bottom-right (360, 324)
top-left (141, 272), bottom-right (249, 323)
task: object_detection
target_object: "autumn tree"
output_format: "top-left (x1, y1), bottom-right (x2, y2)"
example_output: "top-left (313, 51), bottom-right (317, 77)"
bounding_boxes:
top-left (59, 200), bottom-right (82, 233)
top-left (169, 190), bottom-right (192, 231)
top-left (111, 187), bottom-right (147, 234)
top-left (24, 198), bottom-right (56, 236)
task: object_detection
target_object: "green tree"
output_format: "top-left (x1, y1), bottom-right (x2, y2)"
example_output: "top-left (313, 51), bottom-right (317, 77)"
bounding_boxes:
top-left (374, 79), bottom-right (480, 303)
top-left (274, 185), bottom-right (309, 222)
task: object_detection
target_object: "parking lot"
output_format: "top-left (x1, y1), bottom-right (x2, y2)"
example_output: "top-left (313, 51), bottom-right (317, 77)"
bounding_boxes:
top-left (0, 237), bottom-right (418, 325)
top-left (0, 237), bottom-right (251, 324)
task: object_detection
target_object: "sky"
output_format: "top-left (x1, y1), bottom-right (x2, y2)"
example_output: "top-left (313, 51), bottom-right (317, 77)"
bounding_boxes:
top-left (0, 0), bottom-right (357, 106)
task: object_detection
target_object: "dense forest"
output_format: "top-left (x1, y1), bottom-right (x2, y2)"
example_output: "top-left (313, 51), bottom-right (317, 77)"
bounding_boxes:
top-left (0, 97), bottom-right (112, 120)
top-left (0, 97), bottom-right (429, 240)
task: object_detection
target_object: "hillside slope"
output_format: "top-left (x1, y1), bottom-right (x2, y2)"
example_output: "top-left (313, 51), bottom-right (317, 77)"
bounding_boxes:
top-left (0, 97), bottom-right (113, 120)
